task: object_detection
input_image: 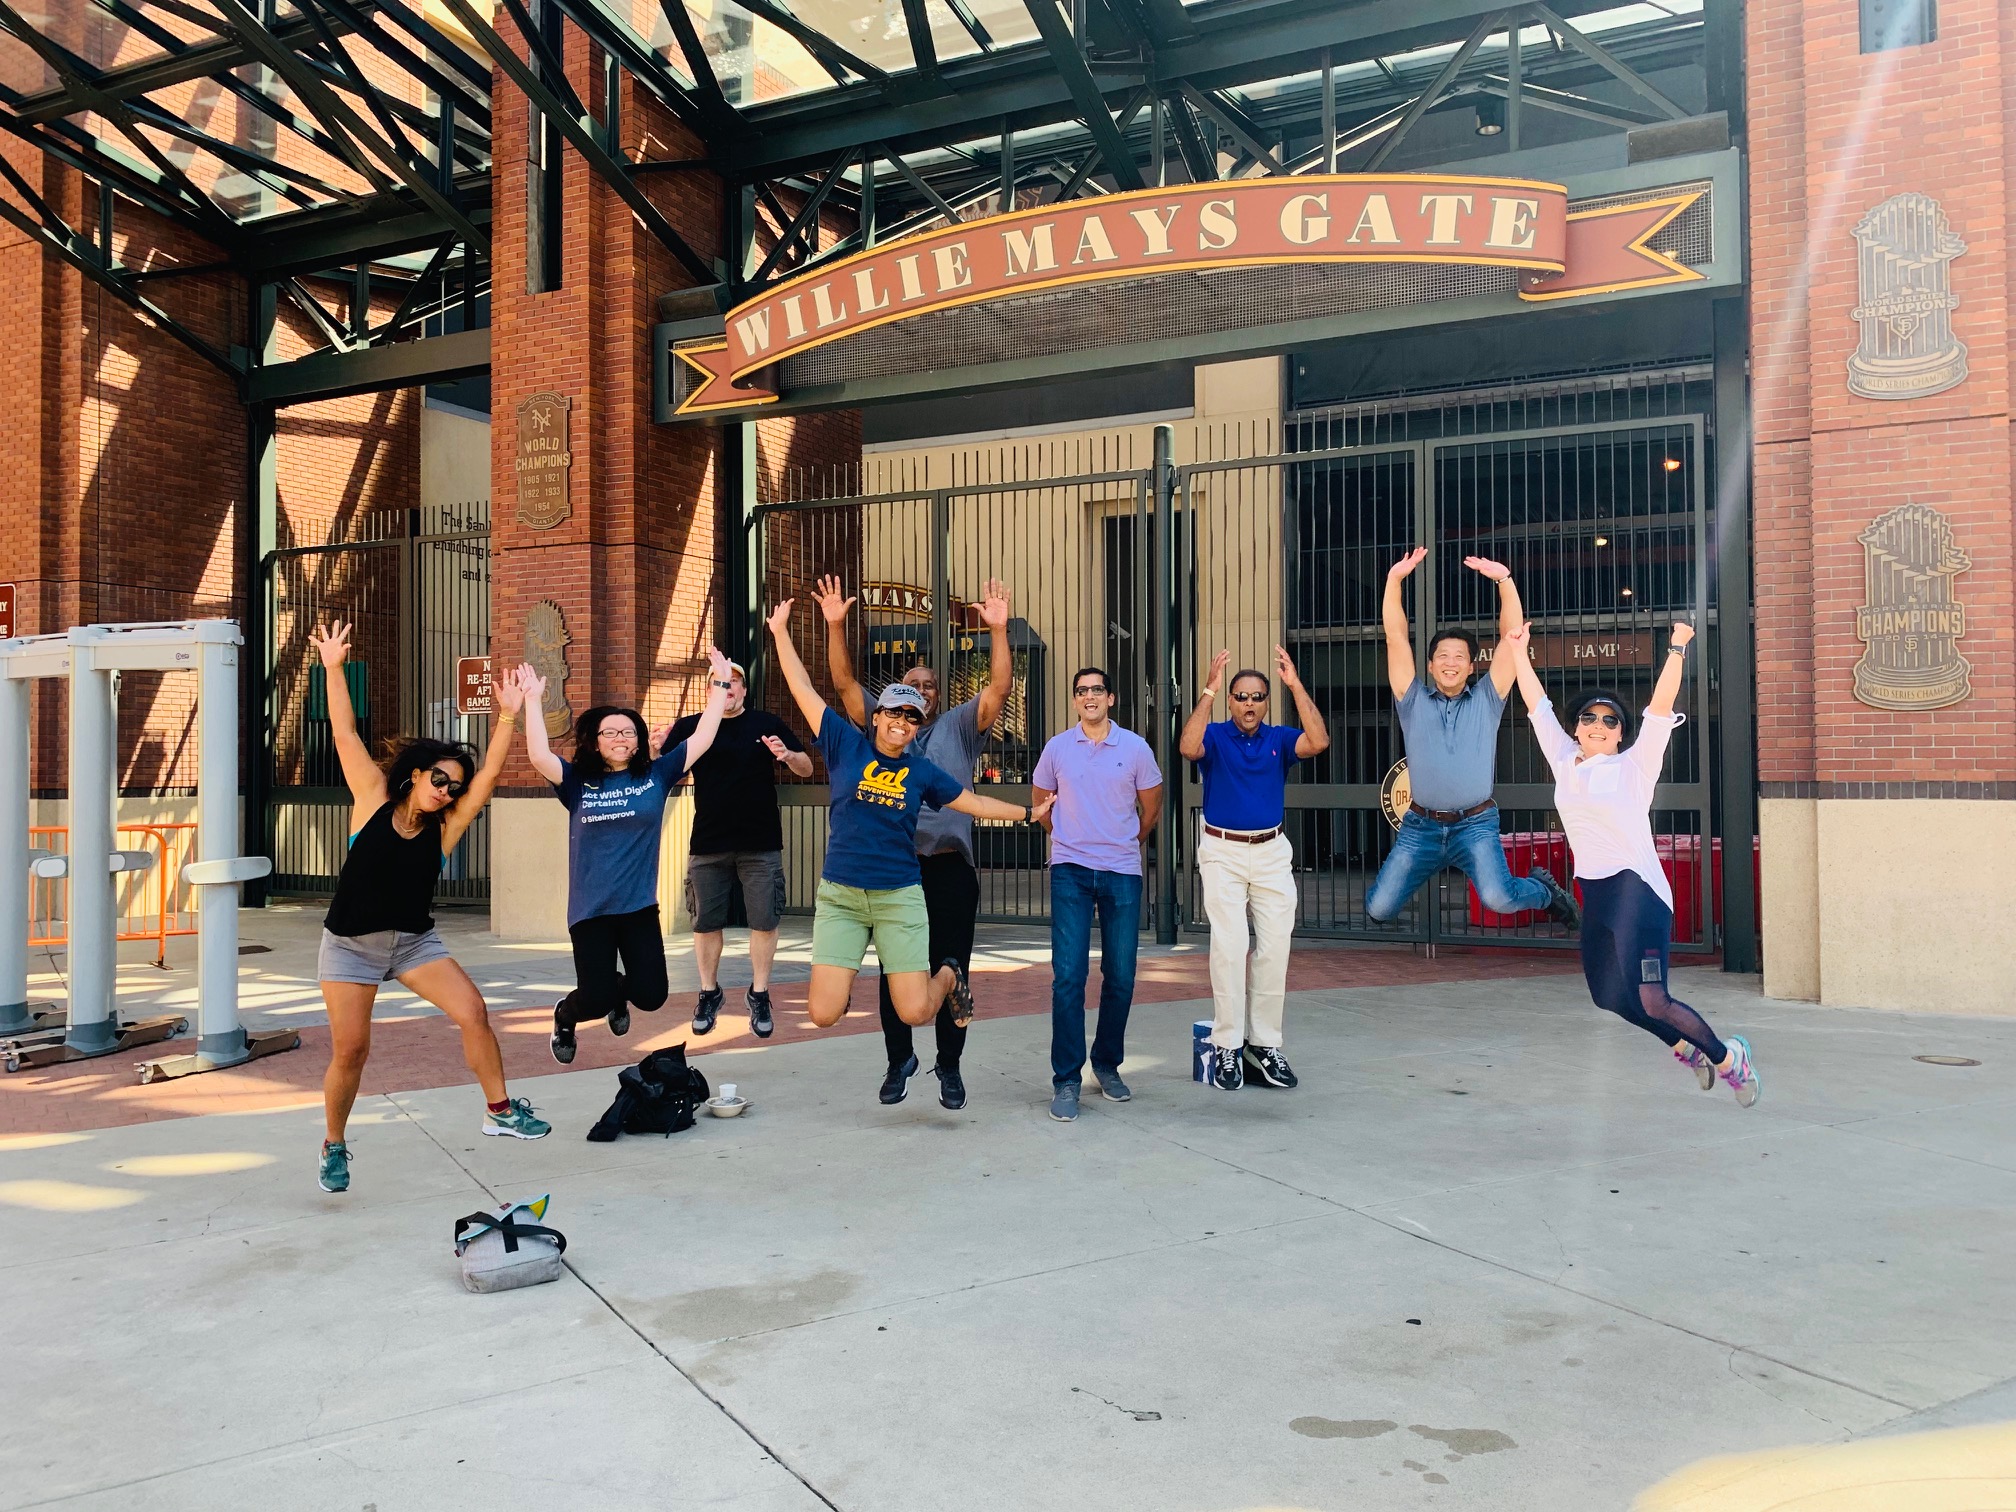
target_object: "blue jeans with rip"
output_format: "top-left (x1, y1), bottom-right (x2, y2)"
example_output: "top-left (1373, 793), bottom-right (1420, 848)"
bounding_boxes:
top-left (1364, 807), bottom-right (1552, 922)
top-left (1049, 863), bottom-right (1142, 1087)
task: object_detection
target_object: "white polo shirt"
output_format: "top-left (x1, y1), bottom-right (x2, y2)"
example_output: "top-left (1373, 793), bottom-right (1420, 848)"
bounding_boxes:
top-left (1530, 699), bottom-right (1680, 909)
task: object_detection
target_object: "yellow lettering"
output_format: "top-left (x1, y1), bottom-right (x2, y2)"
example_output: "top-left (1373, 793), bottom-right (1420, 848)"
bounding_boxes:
top-left (780, 294), bottom-right (808, 340)
top-left (1419, 192), bottom-right (1474, 245)
top-left (1485, 196), bottom-right (1540, 251)
top-left (932, 242), bottom-right (973, 291)
top-left (731, 308), bottom-right (772, 353)
top-left (1001, 223), bottom-right (1058, 276)
top-left (1280, 193), bottom-right (1330, 246)
top-left (896, 254), bottom-right (925, 301)
top-left (852, 266), bottom-right (891, 314)
top-left (1198, 198), bottom-right (1238, 250)
top-left (1128, 203), bottom-right (1182, 255)
top-left (1345, 194), bottom-right (1400, 244)
top-left (811, 282), bottom-right (849, 328)
top-left (1072, 216), bottom-right (1118, 264)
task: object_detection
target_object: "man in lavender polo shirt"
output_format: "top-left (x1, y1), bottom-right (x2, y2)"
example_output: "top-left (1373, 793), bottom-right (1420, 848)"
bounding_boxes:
top-left (1031, 665), bottom-right (1164, 1123)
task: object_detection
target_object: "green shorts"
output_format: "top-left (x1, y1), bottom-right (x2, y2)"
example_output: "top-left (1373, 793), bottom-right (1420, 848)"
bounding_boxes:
top-left (811, 879), bottom-right (931, 976)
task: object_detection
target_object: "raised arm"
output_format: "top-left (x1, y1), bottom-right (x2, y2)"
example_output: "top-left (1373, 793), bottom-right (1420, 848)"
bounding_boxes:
top-left (516, 663), bottom-right (564, 784)
top-left (1500, 622), bottom-right (1547, 713)
top-left (1383, 549), bottom-right (1425, 701)
top-left (1466, 556), bottom-right (1524, 697)
top-left (1646, 622), bottom-right (1695, 719)
top-left (308, 621), bottom-right (388, 817)
top-left (765, 600), bottom-right (830, 732)
top-left (974, 578), bottom-right (1014, 733)
top-left (1277, 645), bottom-right (1331, 759)
top-left (811, 575), bottom-right (867, 727)
top-left (670, 647), bottom-right (736, 768)
top-left (947, 789), bottom-right (1056, 823)
top-left (440, 666), bottom-right (525, 851)
top-left (1179, 649), bottom-right (1230, 761)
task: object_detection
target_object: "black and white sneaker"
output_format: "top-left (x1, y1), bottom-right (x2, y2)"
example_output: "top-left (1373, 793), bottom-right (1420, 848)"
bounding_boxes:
top-left (1243, 1045), bottom-right (1298, 1089)
top-left (879, 1053), bottom-right (919, 1105)
top-left (608, 1001), bottom-right (631, 1037)
top-left (747, 988), bottom-right (774, 1038)
top-left (940, 958), bottom-right (975, 1028)
top-left (1532, 866), bottom-right (1582, 928)
top-left (1211, 1045), bottom-right (1244, 1091)
top-left (549, 1004), bottom-right (576, 1066)
top-left (934, 1063), bottom-right (967, 1110)
top-left (692, 987), bottom-right (723, 1036)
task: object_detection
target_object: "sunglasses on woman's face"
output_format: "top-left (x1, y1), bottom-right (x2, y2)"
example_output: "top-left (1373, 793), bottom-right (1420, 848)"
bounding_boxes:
top-left (1577, 711), bottom-right (1622, 730)
top-left (426, 767), bottom-right (469, 797)
top-left (881, 708), bottom-right (924, 726)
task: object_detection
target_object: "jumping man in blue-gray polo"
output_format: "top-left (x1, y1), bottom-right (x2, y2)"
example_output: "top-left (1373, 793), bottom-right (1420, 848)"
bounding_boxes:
top-left (1364, 548), bottom-right (1581, 929)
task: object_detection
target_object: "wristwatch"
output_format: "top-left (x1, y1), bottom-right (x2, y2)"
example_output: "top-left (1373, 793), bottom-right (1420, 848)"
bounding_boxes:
top-left (1023, 803), bottom-right (1034, 823)
top-left (1667, 643), bottom-right (1688, 657)
top-left (711, 678), bottom-right (734, 689)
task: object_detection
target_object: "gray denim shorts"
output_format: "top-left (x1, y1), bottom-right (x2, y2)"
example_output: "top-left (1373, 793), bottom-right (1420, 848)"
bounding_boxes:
top-left (317, 927), bottom-right (453, 985)
top-left (685, 850), bottom-right (787, 932)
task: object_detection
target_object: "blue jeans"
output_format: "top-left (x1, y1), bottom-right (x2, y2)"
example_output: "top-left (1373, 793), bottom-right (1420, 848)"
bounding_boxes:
top-left (1364, 807), bottom-right (1551, 922)
top-left (1049, 863), bottom-right (1142, 1087)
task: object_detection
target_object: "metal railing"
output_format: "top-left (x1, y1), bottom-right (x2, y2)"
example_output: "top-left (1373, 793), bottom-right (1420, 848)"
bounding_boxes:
top-left (27, 824), bottom-right (199, 968)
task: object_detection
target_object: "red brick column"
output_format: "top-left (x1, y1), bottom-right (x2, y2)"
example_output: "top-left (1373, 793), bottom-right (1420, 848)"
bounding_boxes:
top-left (1748, 0), bottom-right (2014, 1009)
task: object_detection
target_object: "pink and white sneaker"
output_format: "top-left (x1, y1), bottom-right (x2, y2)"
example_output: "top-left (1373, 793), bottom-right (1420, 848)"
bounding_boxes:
top-left (1718, 1035), bottom-right (1760, 1108)
top-left (1674, 1041), bottom-right (1715, 1091)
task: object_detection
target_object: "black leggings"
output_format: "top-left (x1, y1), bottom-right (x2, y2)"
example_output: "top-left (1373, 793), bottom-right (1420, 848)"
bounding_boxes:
top-left (558, 905), bottom-right (670, 1030)
top-left (880, 851), bottom-right (981, 1071)
top-left (1577, 872), bottom-right (1726, 1064)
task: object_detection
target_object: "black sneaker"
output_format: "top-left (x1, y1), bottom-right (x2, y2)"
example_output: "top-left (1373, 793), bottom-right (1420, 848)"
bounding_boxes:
top-left (1243, 1045), bottom-right (1298, 1089)
top-left (1533, 866), bottom-right (1581, 928)
top-left (1212, 1044), bottom-right (1244, 1091)
top-left (940, 958), bottom-right (975, 1028)
top-left (692, 987), bottom-right (723, 1036)
top-left (934, 1063), bottom-right (966, 1110)
top-left (747, 988), bottom-right (774, 1038)
top-left (879, 1053), bottom-right (919, 1105)
top-left (550, 1004), bottom-right (575, 1065)
top-left (608, 1002), bottom-right (631, 1037)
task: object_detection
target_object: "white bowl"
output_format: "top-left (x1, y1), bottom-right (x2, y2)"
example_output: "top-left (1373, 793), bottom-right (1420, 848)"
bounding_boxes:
top-left (705, 1097), bottom-right (749, 1117)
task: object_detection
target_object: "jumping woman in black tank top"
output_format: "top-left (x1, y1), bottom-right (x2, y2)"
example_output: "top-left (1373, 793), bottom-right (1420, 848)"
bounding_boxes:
top-left (310, 621), bottom-right (546, 1194)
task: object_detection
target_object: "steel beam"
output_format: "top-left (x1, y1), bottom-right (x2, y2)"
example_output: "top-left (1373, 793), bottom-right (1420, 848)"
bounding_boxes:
top-left (246, 325), bottom-right (488, 402)
top-left (1364, 8), bottom-right (1503, 170)
top-left (1019, 0), bottom-right (1145, 190)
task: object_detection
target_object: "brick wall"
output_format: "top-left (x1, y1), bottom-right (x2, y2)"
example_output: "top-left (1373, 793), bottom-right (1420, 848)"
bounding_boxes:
top-left (1748, 0), bottom-right (2014, 789)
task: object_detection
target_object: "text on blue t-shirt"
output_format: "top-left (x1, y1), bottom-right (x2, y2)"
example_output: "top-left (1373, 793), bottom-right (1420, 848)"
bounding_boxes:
top-left (554, 746), bottom-right (690, 927)
top-left (817, 707), bottom-right (964, 891)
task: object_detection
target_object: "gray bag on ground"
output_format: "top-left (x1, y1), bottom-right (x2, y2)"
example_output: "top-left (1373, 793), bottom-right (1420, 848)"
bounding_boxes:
top-left (453, 1196), bottom-right (566, 1293)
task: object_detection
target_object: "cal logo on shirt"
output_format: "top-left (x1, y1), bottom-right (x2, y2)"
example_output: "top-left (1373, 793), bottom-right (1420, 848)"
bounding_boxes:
top-left (857, 760), bottom-right (910, 809)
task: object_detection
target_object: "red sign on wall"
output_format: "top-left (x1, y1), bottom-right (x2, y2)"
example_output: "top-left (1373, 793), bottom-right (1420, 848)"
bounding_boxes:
top-left (0, 583), bottom-right (15, 639)
top-left (456, 656), bottom-right (494, 716)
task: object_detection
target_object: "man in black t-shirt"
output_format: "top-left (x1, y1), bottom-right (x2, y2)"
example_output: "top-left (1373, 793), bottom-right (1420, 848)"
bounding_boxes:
top-left (662, 660), bottom-right (811, 1038)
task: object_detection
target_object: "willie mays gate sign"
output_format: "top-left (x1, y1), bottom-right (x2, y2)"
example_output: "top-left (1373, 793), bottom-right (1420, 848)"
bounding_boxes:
top-left (658, 165), bottom-right (1727, 420)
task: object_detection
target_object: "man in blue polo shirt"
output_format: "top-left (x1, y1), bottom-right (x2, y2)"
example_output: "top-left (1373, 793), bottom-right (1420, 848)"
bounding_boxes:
top-left (1178, 646), bottom-right (1330, 1091)
top-left (1366, 548), bottom-right (1580, 929)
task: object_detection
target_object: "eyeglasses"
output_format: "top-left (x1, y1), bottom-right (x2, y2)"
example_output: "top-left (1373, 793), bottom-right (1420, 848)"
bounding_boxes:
top-left (881, 708), bottom-right (924, 726)
top-left (1072, 684), bottom-right (1107, 697)
top-left (426, 767), bottom-right (469, 797)
top-left (1577, 711), bottom-right (1622, 730)
top-left (597, 727), bottom-right (637, 742)
top-left (1230, 691), bottom-right (1267, 705)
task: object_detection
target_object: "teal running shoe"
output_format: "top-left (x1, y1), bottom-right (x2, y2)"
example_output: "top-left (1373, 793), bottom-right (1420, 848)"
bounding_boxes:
top-left (1718, 1036), bottom-right (1760, 1108)
top-left (1674, 1041), bottom-right (1715, 1091)
top-left (318, 1140), bottom-right (351, 1193)
top-left (482, 1098), bottom-right (552, 1140)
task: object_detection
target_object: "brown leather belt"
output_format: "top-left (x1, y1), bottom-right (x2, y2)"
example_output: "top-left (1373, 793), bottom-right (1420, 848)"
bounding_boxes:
top-left (1202, 823), bottom-right (1282, 844)
top-left (1409, 799), bottom-right (1496, 823)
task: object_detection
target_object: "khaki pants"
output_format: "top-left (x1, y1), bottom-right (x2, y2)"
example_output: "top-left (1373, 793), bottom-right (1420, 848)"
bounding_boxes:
top-left (1197, 829), bottom-right (1298, 1050)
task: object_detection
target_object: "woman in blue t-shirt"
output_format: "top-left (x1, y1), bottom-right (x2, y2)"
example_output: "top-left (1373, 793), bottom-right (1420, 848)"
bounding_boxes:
top-left (519, 649), bottom-right (733, 1063)
top-left (764, 600), bottom-right (1053, 1031)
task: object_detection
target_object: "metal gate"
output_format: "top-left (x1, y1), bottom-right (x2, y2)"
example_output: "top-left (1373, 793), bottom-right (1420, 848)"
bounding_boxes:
top-left (264, 510), bottom-right (494, 898)
top-left (1175, 414), bottom-right (1715, 950)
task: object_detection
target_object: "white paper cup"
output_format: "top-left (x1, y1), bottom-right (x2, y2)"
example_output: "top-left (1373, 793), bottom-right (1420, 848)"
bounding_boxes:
top-left (718, 1084), bottom-right (738, 1103)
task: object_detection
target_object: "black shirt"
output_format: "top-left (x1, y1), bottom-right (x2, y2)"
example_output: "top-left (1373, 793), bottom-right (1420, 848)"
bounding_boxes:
top-left (324, 802), bottom-right (447, 936)
top-left (667, 707), bottom-right (807, 854)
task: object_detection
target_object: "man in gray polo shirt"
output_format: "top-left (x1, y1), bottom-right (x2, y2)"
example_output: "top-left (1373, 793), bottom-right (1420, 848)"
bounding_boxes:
top-left (1365, 548), bottom-right (1580, 928)
top-left (814, 573), bottom-right (1017, 1112)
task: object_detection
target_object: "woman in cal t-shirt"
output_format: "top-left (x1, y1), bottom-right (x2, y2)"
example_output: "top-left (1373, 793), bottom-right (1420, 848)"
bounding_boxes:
top-left (1503, 620), bottom-right (1759, 1107)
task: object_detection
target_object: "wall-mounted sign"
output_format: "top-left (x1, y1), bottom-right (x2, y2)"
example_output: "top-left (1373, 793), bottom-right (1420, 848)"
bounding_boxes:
top-left (673, 175), bottom-right (1703, 415)
top-left (859, 582), bottom-right (983, 627)
top-left (1854, 503), bottom-right (1972, 711)
top-left (514, 393), bottom-right (573, 528)
top-left (455, 656), bottom-right (493, 716)
top-left (0, 582), bottom-right (15, 639)
top-left (525, 600), bottom-right (573, 738)
top-left (1479, 631), bottom-right (1656, 670)
top-left (1848, 193), bottom-right (1969, 400)
top-left (1379, 759), bottom-right (1412, 831)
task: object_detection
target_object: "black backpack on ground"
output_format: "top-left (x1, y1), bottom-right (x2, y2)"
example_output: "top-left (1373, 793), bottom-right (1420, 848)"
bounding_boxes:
top-left (586, 1045), bottom-right (710, 1142)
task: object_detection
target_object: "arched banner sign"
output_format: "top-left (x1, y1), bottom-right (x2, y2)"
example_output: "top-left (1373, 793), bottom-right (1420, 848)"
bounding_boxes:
top-left (675, 173), bottom-right (1703, 415)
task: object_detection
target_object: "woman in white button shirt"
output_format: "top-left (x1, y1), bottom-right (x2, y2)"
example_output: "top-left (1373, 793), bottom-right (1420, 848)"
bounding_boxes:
top-left (1503, 620), bottom-right (1759, 1107)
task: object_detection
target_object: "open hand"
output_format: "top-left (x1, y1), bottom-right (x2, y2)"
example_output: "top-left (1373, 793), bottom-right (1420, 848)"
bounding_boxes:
top-left (493, 666), bottom-right (526, 715)
top-left (761, 734), bottom-right (790, 762)
top-left (1671, 622), bottom-right (1696, 648)
top-left (1029, 792), bottom-right (1057, 823)
top-left (649, 721), bottom-right (672, 755)
top-left (1387, 548), bottom-right (1428, 581)
top-left (979, 578), bottom-right (1011, 631)
top-left (765, 601), bottom-right (794, 637)
top-left (514, 662), bottom-right (547, 704)
top-left (1274, 644), bottom-right (1301, 689)
top-left (1463, 555), bottom-right (1511, 582)
top-left (706, 644), bottom-right (733, 682)
top-left (309, 620), bottom-right (350, 668)
top-left (811, 576), bottom-right (855, 625)
top-left (1203, 649), bottom-right (1231, 695)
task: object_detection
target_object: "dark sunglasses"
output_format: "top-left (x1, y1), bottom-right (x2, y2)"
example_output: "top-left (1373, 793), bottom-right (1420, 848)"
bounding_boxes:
top-left (1072, 684), bottom-right (1108, 697)
top-left (426, 767), bottom-right (469, 797)
top-left (1230, 691), bottom-right (1267, 705)
top-left (880, 708), bottom-right (924, 726)
top-left (1576, 711), bottom-right (1622, 730)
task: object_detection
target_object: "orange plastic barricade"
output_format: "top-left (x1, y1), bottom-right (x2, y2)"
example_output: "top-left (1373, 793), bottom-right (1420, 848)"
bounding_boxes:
top-left (27, 824), bottom-right (199, 968)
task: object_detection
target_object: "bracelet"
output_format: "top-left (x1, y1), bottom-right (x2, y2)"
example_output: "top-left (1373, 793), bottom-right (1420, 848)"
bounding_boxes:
top-left (496, 712), bottom-right (517, 724)
top-left (1024, 803), bottom-right (1034, 823)
top-left (1668, 644), bottom-right (1688, 657)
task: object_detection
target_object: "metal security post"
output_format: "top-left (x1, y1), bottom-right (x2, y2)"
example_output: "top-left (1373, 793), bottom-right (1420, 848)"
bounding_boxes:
top-left (0, 636), bottom-right (67, 1038)
top-left (63, 626), bottom-right (119, 1055)
top-left (1152, 423), bottom-right (1179, 945)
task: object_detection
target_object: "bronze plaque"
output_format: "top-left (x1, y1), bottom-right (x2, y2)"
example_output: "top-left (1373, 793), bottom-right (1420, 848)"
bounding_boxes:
top-left (1848, 193), bottom-right (1969, 400)
top-left (1379, 758), bottom-right (1411, 831)
top-left (1854, 503), bottom-right (1972, 710)
top-left (525, 600), bottom-right (574, 738)
top-left (515, 392), bottom-right (572, 529)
